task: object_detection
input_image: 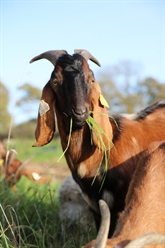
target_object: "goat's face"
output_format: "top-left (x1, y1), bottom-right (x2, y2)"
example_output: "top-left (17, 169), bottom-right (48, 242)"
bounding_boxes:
top-left (30, 50), bottom-right (113, 147)
top-left (50, 54), bottom-right (94, 128)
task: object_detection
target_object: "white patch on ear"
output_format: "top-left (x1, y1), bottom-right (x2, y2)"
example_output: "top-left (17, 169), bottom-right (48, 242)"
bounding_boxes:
top-left (39, 100), bottom-right (50, 116)
top-left (32, 172), bottom-right (41, 181)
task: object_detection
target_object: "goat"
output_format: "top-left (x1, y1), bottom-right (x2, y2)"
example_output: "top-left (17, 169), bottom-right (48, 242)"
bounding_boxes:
top-left (84, 141), bottom-right (165, 248)
top-left (0, 139), bottom-right (51, 190)
top-left (30, 49), bottom-right (165, 236)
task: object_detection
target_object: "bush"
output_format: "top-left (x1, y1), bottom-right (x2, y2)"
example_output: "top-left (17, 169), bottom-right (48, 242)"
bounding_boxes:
top-left (11, 119), bottom-right (37, 139)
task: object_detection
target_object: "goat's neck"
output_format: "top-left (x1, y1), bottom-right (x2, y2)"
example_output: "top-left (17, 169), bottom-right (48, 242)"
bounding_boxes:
top-left (57, 115), bottom-right (104, 177)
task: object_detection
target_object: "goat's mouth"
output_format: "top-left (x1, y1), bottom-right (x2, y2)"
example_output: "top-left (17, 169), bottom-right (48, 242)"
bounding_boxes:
top-left (72, 115), bottom-right (89, 128)
top-left (71, 108), bottom-right (89, 128)
top-left (73, 120), bottom-right (86, 128)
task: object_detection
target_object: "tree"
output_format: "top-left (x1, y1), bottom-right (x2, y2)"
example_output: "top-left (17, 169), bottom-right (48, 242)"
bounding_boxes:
top-left (16, 83), bottom-right (41, 121)
top-left (137, 77), bottom-right (165, 106)
top-left (12, 119), bottom-right (37, 138)
top-left (16, 83), bottom-right (41, 106)
top-left (0, 82), bottom-right (11, 136)
top-left (97, 60), bottom-right (142, 113)
top-left (96, 61), bottom-right (164, 114)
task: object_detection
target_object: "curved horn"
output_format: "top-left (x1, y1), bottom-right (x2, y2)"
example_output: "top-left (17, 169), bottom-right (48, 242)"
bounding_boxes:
top-left (8, 149), bottom-right (17, 165)
top-left (125, 232), bottom-right (165, 248)
top-left (94, 200), bottom-right (110, 248)
top-left (74, 49), bottom-right (101, 67)
top-left (30, 50), bottom-right (68, 66)
top-left (15, 156), bottom-right (33, 178)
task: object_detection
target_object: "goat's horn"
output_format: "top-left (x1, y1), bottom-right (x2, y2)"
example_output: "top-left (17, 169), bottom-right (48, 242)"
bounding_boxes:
top-left (30, 50), bottom-right (68, 66)
top-left (94, 200), bottom-right (110, 248)
top-left (15, 156), bottom-right (33, 177)
top-left (74, 49), bottom-right (101, 67)
top-left (125, 232), bottom-right (165, 248)
top-left (8, 149), bottom-right (16, 165)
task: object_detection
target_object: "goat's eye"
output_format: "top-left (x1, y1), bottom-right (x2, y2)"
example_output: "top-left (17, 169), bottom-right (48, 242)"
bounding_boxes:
top-left (52, 78), bottom-right (58, 85)
top-left (91, 79), bottom-right (95, 83)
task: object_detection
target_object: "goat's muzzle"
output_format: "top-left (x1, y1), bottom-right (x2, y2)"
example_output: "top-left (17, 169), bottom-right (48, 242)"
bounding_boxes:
top-left (71, 107), bottom-right (89, 127)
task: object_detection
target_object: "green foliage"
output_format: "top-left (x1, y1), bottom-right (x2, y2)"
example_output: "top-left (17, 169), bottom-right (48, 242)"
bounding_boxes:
top-left (137, 77), bottom-right (165, 106)
top-left (16, 83), bottom-right (41, 107)
top-left (0, 136), bottom-right (96, 247)
top-left (97, 61), bottom-right (165, 113)
top-left (0, 82), bottom-right (12, 136)
top-left (5, 138), bottom-right (65, 165)
top-left (12, 119), bottom-right (37, 139)
top-left (12, 118), bottom-right (59, 140)
top-left (14, 83), bottom-right (41, 123)
top-left (0, 177), bottom-right (96, 248)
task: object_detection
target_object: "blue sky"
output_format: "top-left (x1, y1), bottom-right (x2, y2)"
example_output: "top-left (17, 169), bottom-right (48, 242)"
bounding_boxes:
top-left (1, 0), bottom-right (165, 123)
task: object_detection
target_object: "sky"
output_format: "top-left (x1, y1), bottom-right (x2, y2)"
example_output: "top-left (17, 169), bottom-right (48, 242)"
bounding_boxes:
top-left (0, 0), bottom-right (165, 124)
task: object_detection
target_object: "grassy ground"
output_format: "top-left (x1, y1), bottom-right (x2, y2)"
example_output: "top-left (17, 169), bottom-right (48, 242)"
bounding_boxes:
top-left (0, 178), bottom-right (96, 248)
top-left (6, 137), bottom-right (66, 165)
top-left (0, 138), bottom-right (96, 247)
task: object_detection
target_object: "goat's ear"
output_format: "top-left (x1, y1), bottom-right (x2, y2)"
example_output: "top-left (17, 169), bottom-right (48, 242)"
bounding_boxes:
top-left (33, 82), bottom-right (56, 147)
top-left (90, 83), bottom-right (113, 150)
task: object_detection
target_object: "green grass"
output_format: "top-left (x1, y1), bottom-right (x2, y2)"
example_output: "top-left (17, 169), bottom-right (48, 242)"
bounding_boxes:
top-left (0, 177), bottom-right (96, 248)
top-left (5, 137), bottom-right (66, 165)
top-left (1, 138), bottom-right (96, 247)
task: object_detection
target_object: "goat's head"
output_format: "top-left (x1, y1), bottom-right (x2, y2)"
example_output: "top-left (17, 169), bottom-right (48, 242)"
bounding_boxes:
top-left (30, 49), bottom-right (111, 147)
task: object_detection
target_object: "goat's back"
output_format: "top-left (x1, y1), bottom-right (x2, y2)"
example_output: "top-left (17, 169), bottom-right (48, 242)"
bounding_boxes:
top-left (113, 141), bottom-right (165, 242)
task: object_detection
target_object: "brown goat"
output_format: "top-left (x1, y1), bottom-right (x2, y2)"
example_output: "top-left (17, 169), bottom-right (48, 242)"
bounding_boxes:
top-left (84, 141), bottom-right (165, 248)
top-left (30, 49), bottom-right (165, 236)
top-left (0, 140), bottom-right (50, 190)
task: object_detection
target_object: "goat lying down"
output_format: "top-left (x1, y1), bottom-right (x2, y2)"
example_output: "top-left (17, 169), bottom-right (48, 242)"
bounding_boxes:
top-left (85, 141), bottom-right (165, 248)
top-left (30, 49), bottom-right (165, 236)
top-left (0, 140), bottom-right (50, 190)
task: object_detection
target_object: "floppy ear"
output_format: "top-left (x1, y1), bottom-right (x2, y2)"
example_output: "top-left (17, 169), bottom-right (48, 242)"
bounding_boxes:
top-left (90, 83), bottom-right (113, 150)
top-left (33, 82), bottom-right (56, 147)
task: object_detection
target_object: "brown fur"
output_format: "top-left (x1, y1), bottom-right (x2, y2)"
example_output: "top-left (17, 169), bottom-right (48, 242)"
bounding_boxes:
top-left (84, 141), bottom-right (165, 248)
